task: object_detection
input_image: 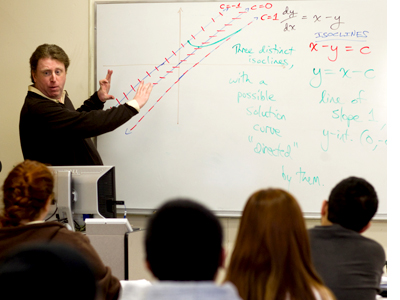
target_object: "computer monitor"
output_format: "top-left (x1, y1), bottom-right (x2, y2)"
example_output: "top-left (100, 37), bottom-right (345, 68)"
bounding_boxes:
top-left (47, 166), bottom-right (117, 230)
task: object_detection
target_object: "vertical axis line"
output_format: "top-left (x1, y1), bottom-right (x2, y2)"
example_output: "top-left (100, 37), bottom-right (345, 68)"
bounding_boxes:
top-left (177, 8), bottom-right (183, 125)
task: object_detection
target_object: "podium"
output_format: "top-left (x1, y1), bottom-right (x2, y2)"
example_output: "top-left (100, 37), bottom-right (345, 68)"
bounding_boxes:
top-left (85, 219), bottom-right (135, 280)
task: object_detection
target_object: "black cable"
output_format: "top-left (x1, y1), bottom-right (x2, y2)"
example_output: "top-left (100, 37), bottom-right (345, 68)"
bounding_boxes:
top-left (45, 204), bottom-right (58, 221)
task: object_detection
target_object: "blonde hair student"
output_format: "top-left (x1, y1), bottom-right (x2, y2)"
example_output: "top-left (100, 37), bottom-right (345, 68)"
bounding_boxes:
top-left (225, 188), bottom-right (335, 300)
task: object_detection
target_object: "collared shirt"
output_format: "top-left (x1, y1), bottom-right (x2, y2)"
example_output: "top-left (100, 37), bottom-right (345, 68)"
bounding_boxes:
top-left (28, 85), bottom-right (66, 104)
top-left (118, 281), bottom-right (243, 300)
top-left (25, 220), bottom-right (45, 225)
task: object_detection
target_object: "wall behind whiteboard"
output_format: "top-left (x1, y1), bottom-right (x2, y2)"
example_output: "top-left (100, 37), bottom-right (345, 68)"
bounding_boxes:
top-left (95, 1), bottom-right (387, 218)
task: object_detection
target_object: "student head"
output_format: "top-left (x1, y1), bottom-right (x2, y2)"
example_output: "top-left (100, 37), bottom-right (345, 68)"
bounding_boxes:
top-left (0, 243), bottom-right (97, 300)
top-left (0, 160), bottom-right (54, 227)
top-left (324, 176), bottom-right (378, 232)
top-left (225, 188), bottom-right (331, 300)
top-left (145, 198), bottom-right (223, 281)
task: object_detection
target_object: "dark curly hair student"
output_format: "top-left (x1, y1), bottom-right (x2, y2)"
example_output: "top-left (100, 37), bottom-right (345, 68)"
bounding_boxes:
top-left (0, 160), bottom-right (121, 300)
top-left (0, 159), bottom-right (54, 227)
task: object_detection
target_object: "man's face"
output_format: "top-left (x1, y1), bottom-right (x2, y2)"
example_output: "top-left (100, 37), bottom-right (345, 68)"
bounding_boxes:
top-left (32, 57), bottom-right (66, 101)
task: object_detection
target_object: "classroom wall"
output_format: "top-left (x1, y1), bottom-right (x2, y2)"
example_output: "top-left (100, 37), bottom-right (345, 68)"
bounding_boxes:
top-left (0, 0), bottom-right (388, 281)
top-left (0, 0), bottom-right (90, 189)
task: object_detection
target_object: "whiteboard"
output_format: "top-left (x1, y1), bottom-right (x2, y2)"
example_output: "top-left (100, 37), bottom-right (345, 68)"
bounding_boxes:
top-left (95, 1), bottom-right (387, 218)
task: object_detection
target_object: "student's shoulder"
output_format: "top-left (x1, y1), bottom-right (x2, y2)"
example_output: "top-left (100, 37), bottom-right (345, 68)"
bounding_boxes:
top-left (358, 233), bottom-right (385, 255)
top-left (47, 223), bottom-right (90, 244)
top-left (309, 224), bottom-right (364, 243)
top-left (118, 280), bottom-right (151, 300)
top-left (308, 224), bottom-right (344, 237)
top-left (309, 224), bottom-right (385, 255)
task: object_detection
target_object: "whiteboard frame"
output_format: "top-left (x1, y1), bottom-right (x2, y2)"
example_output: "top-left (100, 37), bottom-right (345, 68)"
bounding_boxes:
top-left (94, 0), bottom-right (387, 219)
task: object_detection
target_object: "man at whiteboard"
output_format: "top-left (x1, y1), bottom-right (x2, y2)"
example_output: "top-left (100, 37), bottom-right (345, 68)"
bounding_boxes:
top-left (19, 44), bottom-right (153, 166)
top-left (308, 177), bottom-right (385, 300)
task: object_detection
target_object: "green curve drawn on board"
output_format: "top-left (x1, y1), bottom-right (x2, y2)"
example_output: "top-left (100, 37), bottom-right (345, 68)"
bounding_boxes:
top-left (187, 28), bottom-right (243, 48)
